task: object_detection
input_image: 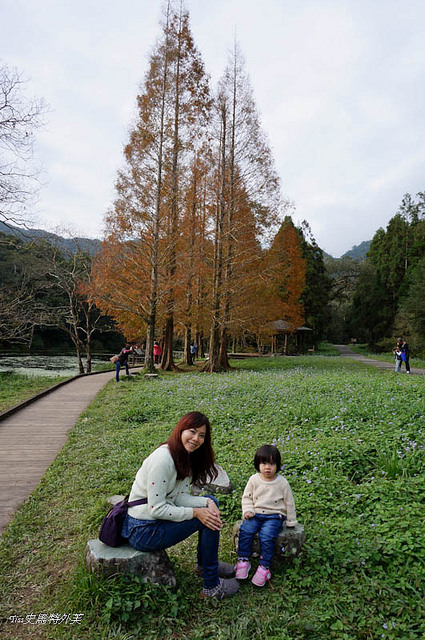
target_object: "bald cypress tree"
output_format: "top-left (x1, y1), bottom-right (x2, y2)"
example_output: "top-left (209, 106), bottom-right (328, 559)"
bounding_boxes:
top-left (91, 1), bottom-right (210, 371)
top-left (204, 43), bottom-right (281, 372)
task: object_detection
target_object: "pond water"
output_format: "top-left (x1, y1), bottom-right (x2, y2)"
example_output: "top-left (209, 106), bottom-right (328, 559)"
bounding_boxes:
top-left (0, 354), bottom-right (111, 377)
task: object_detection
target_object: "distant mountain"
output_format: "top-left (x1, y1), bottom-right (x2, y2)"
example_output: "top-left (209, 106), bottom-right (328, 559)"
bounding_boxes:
top-left (0, 222), bottom-right (101, 256)
top-left (0, 221), bottom-right (372, 262)
top-left (342, 240), bottom-right (371, 260)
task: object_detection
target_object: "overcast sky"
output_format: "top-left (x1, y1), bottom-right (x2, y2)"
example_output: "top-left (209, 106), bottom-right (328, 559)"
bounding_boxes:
top-left (3, 0), bottom-right (425, 257)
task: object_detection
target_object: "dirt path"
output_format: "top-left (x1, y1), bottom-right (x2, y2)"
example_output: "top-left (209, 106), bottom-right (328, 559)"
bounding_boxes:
top-left (333, 344), bottom-right (425, 376)
top-left (0, 369), bottom-right (140, 534)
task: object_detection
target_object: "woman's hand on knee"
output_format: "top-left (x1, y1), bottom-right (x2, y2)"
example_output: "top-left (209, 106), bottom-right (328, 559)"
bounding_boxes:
top-left (193, 506), bottom-right (223, 531)
top-left (206, 497), bottom-right (221, 517)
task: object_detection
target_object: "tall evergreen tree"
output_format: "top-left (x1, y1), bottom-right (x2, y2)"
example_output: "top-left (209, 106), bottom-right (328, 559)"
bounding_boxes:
top-left (348, 190), bottom-right (425, 347)
top-left (298, 222), bottom-right (331, 342)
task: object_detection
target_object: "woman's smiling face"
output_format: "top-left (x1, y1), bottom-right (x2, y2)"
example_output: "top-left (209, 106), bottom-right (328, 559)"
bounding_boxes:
top-left (181, 425), bottom-right (207, 453)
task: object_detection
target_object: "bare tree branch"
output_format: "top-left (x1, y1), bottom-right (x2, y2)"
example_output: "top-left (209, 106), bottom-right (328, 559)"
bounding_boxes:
top-left (0, 64), bottom-right (46, 226)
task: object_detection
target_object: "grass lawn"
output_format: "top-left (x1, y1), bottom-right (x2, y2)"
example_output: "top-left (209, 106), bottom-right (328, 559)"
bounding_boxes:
top-left (0, 371), bottom-right (69, 413)
top-left (0, 356), bottom-right (424, 639)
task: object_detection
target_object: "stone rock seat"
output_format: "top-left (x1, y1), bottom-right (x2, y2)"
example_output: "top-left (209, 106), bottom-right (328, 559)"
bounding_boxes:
top-left (85, 539), bottom-right (176, 588)
top-left (232, 520), bottom-right (305, 565)
top-left (191, 464), bottom-right (233, 496)
top-left (86, 466), bottom-right (238, 586)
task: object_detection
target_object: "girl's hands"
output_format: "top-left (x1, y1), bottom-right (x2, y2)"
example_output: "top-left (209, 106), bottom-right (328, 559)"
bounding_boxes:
top-left (243, 511), bottom-right (254, 519)
top-left (193, 502), bottom-right (223, 531)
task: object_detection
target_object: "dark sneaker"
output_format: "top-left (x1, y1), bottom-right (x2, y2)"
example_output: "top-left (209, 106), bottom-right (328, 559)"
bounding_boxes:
top-left (201, 578), bottom-right (240, 599)
top-left (195, 562), bottom-right (236, 578)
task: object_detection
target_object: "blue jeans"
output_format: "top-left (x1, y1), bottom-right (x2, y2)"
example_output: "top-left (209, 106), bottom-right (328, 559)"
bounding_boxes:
top-left (237, 514), bottom-right (284, 568)
top-left (122, 495), bottom-right (220, 589)
top-left (115, 360), bottom-right (129, 381)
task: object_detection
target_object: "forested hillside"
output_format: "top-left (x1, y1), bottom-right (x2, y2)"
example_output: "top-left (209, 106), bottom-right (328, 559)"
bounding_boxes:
top-left (0, 222), bottom-right (101, 256)
top-left (342, 240), bottom-right (371, 260)
top-left (326, 191), bottom-right (425, 355)
top-left (0, 231), bottom-right (122, 369)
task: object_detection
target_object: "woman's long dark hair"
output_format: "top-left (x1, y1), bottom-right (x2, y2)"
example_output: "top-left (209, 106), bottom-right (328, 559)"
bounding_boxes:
top-left (166, 412), bottom-right (218, 485)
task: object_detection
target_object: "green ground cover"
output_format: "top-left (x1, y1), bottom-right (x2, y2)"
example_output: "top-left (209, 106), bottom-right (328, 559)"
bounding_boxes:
top-left (0, 357), bottom-right (424, 640)
top-left (313, 342), bottom-right (340, 356)
top-left (0, 371), bottom-right (68, 413)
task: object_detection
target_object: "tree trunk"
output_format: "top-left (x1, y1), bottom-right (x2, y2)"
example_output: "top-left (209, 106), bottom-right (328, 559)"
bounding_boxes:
top-left (218, 327), bottom-right (230, 368)
top-left (85, 341), bottom-right (92, 373)
top-left (28, 325), bottom-right (34, 352)
top-left (73, 334), bottom-right (84, 374)
top-left (217, 54), bottom-right (237, 372)
top-left (161, 8), bottom-right (185, 372)
top-left (184, 326), bottom-right (193, 365)
top-left (196, 330), bottom-right (205, 359)
top-left (161, 315), bottom-right (177, 370)
top-left (142, 8), bottom-right (172, 373)
top-left (144, 319), bottom-right (156, 372)
top-left (203, 102), bottom-right (227, 372)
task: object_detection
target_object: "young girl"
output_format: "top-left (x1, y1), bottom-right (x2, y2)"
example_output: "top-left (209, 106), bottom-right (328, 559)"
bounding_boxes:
top-left (235, 444), bottom-right (297, 586)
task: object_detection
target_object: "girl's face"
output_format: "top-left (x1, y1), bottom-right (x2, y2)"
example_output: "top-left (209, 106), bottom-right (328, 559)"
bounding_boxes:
top-left (259, 460), bottom-right (277, 481)
top-left (181, 424), bottom-right (207, 453)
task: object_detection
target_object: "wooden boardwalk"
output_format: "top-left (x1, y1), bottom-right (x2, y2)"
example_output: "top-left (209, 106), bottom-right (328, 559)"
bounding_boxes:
top-left (0, 370), bottom-right (119, 534)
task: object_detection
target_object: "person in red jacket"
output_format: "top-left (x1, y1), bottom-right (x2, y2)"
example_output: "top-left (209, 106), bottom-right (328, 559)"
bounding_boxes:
top-left (153, 341), bottom-right (162, 365)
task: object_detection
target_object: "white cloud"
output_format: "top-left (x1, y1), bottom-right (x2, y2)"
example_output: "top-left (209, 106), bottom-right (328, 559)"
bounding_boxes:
top-left (2, 0), bottom-right (425, 255)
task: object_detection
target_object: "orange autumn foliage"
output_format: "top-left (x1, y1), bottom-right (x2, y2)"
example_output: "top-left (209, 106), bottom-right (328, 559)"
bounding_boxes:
top-left (262, 216), bottom-right (306, 331)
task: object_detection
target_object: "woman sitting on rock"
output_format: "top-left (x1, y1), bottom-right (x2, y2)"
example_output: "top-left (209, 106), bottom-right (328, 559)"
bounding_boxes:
top-left (121, 411), bottom-right (239, 599)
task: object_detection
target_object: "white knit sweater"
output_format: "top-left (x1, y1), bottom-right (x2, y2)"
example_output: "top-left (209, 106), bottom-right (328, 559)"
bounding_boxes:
top-left (127, 444), bottom-right (208, 522)
top-left (241, 473), bottom-right (297, 526)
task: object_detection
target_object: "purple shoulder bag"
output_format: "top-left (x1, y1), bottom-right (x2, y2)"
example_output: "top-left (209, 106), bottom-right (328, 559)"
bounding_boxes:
top-left (99, 494), bottom-right (147, 547)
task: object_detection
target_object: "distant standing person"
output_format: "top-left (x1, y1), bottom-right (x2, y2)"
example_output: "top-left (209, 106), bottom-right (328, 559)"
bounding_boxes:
top-left (116, 344), bottom-right (133, 382)
top-left (399, 337), bottom-right (410, 374)
top-left (393, 341), bottom-right (402, 373)
top-left (190, 343), bottom-right (198, 361)
top-left (153, 341), bottom-right (162, 365)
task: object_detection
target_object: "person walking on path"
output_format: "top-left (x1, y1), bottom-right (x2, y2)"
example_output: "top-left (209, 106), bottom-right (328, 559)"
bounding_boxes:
top-left (115, 344), bottom-right (133, 382)
top-left (235, 444), bottom-right (297, 587)
top-left (121, 411), bottom-right (239, 600)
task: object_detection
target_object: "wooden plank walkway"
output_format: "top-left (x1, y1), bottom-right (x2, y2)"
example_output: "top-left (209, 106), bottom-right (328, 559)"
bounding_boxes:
top-left (0, 370), bottom-right (119, 534)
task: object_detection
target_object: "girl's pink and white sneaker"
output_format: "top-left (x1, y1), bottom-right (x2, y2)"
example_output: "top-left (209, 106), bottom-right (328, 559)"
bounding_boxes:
top-left (235, 559), bottom-right (251, 579)
top-left (251, 565), bottom-right (271, 587)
